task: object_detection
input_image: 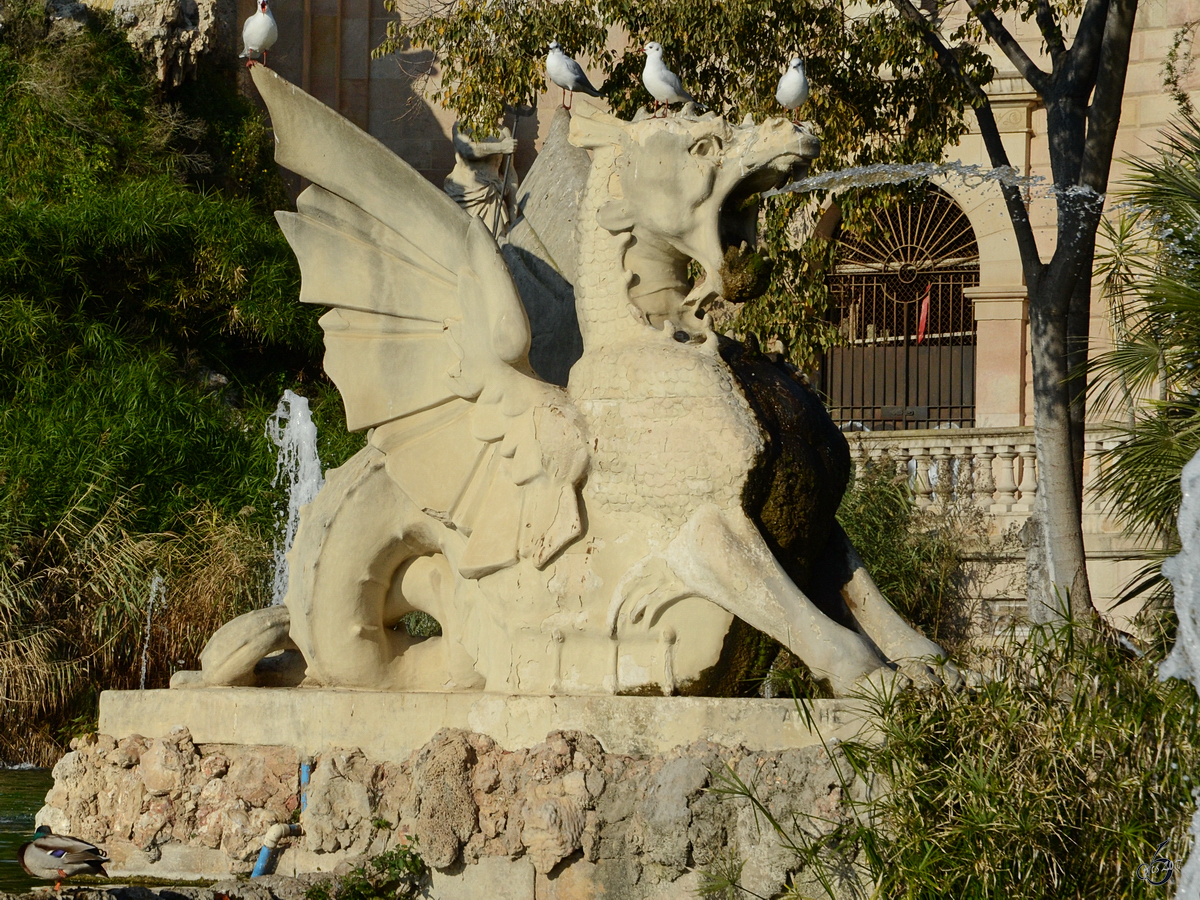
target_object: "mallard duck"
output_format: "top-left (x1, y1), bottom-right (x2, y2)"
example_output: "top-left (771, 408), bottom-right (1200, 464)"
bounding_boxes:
top-left (17, 826), bottom-right (108, 891)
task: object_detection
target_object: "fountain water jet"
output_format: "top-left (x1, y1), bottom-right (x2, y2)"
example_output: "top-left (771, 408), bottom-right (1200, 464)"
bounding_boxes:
top-left (138, 572), bottom-right (164, 690)
top-left (1157, 450), bottom-right (1200, 895)
top-left (764, 159), bottom-right (1106, 208)
top-left (265, 390), bottom-right (323, 607)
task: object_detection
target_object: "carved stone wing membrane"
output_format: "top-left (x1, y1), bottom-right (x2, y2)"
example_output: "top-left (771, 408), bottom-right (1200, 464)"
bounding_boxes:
top-left (252, 66), bottom-right (589, 579)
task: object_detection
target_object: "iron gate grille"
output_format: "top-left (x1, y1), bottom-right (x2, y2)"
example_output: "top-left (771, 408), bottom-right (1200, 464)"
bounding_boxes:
top-left (820, 185), bottom-right (981, 430)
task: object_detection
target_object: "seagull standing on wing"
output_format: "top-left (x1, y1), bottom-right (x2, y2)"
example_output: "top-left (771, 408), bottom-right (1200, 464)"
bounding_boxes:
top-left (241, 0), bottom-right (279, 68)
top-left (641, 41), bottom-right (694, 116)
top-left (546, 41), bottom-right (603, 109)
top-left (775, 57), bottom-right (809, 123)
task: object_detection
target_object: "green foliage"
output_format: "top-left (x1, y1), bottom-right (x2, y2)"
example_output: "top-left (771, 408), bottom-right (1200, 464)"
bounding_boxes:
top-left (838, 464), bottom-right (985, 652)
top-left (375, 0), bottom-right (992, 369)
top-left (1092, 114), bottom-right (1200, 602)
top-left (761, 463), bottom-right (986, 699)
top-left (305, 841), bottom-right (428, 900)
top-left (399, 610), bottom-right (442, 638)
top-left (703, 620), bottom-right (1200, 900)
top-left (0, 493), bottom-right (272, 765)
top-left (0, 0), bottom-right (362, 538)
top-left (858, 620), bottom-right (1199, 899)
top-left (1162, 21), bottom-right (1199, 119)
top-left (0, 0), bottom-right (364, 761)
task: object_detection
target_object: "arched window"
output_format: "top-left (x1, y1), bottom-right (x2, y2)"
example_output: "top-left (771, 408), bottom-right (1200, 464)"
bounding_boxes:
top-left (820, 185), bottom-right (980, 430)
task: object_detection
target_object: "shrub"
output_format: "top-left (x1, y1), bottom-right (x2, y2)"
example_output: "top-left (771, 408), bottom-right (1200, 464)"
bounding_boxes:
top-left (0, 5), bottom-right (363, 762)
top-left (704, 617), bottom-right (1200, 899)
top-left (305, 841), bottom-right (428, 900)
top-left (0, 492), bottom-right (272, 765)
top-left (838, 463), bottom-right (988, 654)
top-left (1091, 114), bottom-right (1200, 606)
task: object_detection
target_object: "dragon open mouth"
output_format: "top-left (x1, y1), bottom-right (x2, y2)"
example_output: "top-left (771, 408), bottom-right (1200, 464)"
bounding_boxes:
top-left (681, 153), bottom-right (808, 317)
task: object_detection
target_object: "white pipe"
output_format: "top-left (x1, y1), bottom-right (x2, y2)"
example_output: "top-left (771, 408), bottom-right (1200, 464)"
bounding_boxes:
top-left (251, 823), bottom-right (303, 876)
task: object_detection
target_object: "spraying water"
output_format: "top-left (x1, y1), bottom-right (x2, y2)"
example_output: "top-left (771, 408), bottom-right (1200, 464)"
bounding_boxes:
top-left (764, 159), bottom-right (1105, 207)
top-left (266, 390), bottom-right (324, 606)
top-left (139, 572), bottom-right (165, 690)
top-left (1157, 451), bottom-right (1200, 896)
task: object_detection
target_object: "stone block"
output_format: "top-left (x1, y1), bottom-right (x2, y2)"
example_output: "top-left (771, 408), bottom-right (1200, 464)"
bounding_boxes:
top-left (430, 857), bottom-right (536, 900)
top-left (536, 859), bottom-right (704, 900)
top-left (340, 19), bottom-right (370, 79)
top-left (100, 689), bottom-right (871, 761)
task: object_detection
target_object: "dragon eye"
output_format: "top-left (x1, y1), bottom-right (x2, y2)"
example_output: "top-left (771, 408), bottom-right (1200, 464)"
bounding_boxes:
top-left (690, 136), bottom-right (722, 159)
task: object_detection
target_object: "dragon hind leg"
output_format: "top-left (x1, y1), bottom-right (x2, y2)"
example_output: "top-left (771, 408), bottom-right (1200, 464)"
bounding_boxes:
top-left (810, 524), bottom-right (964, 689)
top-left (664, 504), bottom-right (899, 697)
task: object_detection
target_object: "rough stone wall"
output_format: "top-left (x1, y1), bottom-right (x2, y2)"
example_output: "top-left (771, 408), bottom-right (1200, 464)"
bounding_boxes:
top-left (109, 0), bottom-right (236, 86)
top-left (40, 728), bottom-right (867, 899)
top-left (39, 726), bottom-right (300, 871)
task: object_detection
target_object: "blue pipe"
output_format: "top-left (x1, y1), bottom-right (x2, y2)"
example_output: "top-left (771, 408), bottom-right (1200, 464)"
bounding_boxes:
top-left (251, 823), bottom-right (302, 877)
top-left (250, 845), bottom-right (274, 878)
top-left (250, 757), bottom-right (312, 878)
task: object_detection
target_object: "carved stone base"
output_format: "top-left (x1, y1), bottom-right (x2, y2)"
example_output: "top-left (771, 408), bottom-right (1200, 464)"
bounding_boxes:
top-left (33, 690), bottom-right (875, 898)
top-left (98, 689), bottom-right (869, 760)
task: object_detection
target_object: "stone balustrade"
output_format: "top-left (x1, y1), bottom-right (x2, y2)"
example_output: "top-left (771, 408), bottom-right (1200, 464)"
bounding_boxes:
top-left (846, 425), bottom-right (1125, 520)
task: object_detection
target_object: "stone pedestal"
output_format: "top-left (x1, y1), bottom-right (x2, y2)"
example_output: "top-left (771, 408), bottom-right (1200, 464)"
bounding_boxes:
top-left (37, 690), bottom-right (873, 900)
top-left (98, 689), bottom-right (869, 761)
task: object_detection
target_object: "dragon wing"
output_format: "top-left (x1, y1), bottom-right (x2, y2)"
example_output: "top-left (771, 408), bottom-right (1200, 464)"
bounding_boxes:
top-left (252, 67), bottom-right (589, 579)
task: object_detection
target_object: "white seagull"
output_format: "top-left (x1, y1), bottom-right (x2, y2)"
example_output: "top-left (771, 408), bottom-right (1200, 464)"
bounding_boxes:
top-left (241, 0), bottom-right (279, 68)
top-left (547, 41), bottom-right (602, 109)
top-left (641, 41), bottom-right (694, 116)
top-left (775, 57), bottom-right (809, 123)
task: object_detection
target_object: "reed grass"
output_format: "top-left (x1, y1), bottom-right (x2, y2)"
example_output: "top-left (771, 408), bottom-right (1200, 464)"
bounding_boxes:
top-left (0, 490), bottom-right (272, 766)
top-left (703, 615), bottom-right (1200, 899)
top-left (838, 464), bottom-right (993, 655)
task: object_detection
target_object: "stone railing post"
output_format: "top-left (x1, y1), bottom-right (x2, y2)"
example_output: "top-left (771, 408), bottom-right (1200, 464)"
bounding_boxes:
top-left (1082, 436), bottom-right (1110, 513)
top-left (931, 446), bottom-right (953, 507)
top-left (992, 445), bottom-right (1019, 512)
top-left (974, 445), bottom-right (996, 508)
top-left (1012, 444), bottom-right (1037, 513)
top-left (911, 446), bottom-right (934, 508)
top-left (953, 445), bottom-right (975, 504)
top-left (851, 441), bottom-right (867, 483)
top-left (868, 446), bottom-right (886, 477)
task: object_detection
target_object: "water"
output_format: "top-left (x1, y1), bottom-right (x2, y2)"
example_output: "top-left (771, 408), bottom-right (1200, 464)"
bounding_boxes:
top-left (138, 572), bottom-right (165, 690)
top-left (0, 768), bottom-right (53, 894)
top-left (265, 390), bottom-right (324, 606)
top-left (1157, 450), bottom-right (1200, 896)
top-left (763, 159), bottom-right (1105, 207)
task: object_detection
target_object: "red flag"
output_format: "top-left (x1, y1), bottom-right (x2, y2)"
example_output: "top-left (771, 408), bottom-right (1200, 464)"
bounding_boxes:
top-left (916, 283), bottom-right (931, 345)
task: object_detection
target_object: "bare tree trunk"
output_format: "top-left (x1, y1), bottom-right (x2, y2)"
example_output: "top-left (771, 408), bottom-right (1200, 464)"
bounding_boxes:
top-left (892, 0), bottom-right (1139, 624)
top-left (1026, 257), bottom-right (1093, 622)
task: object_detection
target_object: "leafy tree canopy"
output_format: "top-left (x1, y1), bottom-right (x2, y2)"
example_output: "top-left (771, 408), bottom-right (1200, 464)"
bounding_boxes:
top-left (375, 0), bottom-right (994, 364)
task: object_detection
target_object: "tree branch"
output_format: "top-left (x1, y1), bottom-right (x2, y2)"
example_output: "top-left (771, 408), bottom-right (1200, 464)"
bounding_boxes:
top-left (1063, 0), bottom-right (1112, 92)
top-left (1079, 0), bottom-right (1138, 192)
top-left (964, 0), bottom-right (1050, 94)
top-left (1036, 0), bottom-right (1067, 62)
top-left (890, 0), bottom-right (1042, 271)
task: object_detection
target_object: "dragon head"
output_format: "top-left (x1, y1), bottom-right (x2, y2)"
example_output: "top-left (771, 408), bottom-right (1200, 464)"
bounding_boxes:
top-left (569, 107), bottom-right (819, 335)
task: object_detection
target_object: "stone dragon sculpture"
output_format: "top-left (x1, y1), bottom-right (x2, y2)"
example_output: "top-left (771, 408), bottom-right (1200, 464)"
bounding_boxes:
top-left (188, 67), bottom-right (959, 698)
